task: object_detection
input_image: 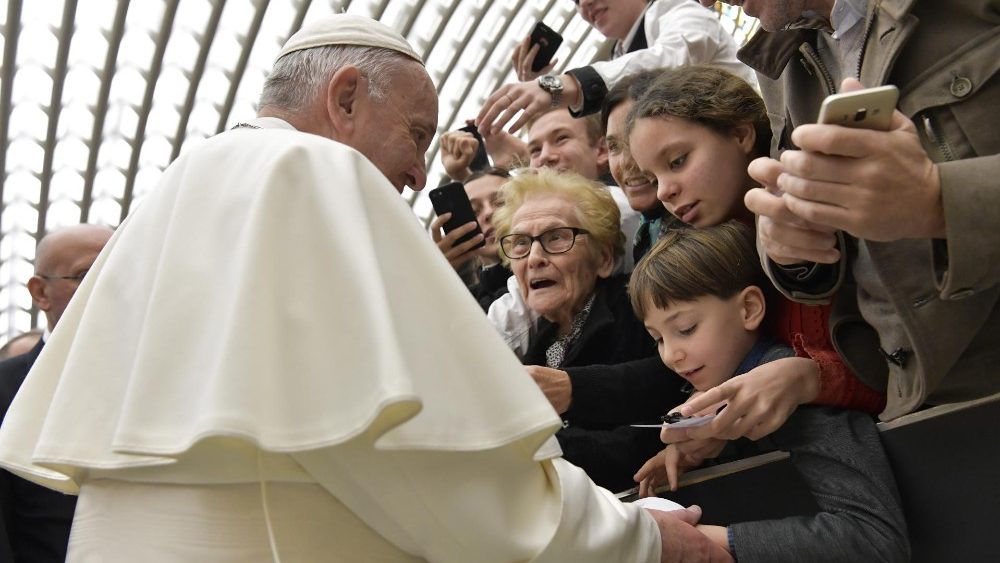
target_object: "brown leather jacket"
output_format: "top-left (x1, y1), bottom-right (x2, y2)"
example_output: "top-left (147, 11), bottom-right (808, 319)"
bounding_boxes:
top-left (740, 0), bottom-right (1000, 419)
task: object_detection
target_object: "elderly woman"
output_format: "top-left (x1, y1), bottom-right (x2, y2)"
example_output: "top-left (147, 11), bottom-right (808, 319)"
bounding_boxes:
top-left (491, 168), bottom-right (665, 490)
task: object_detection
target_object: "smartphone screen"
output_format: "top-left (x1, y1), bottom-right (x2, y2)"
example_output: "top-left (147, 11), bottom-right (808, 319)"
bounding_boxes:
top-left (529, 22), bottom-right (563, 73)
top-left (429, 182), bottom-right (486, 251)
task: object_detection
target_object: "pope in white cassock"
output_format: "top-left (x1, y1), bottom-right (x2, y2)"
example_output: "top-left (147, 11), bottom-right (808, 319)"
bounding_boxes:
top-left (0, 14), bottom-right (730, 562)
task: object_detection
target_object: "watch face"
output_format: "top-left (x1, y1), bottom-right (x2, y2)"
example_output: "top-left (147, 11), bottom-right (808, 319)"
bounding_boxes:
top-left (539, 75), bottom-right (561, 91)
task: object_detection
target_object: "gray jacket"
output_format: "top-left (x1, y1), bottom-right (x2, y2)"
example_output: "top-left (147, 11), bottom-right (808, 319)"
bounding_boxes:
top-left (740, 0), bottom-right (1000, 419)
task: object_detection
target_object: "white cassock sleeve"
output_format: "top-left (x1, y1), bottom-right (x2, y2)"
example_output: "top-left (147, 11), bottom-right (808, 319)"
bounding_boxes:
top-left (291, 432), bottom-right (660, 563)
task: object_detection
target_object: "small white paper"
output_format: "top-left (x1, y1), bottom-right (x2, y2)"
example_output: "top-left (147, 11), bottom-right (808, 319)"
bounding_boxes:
top-left (632, 496), bottom-right (685, 512)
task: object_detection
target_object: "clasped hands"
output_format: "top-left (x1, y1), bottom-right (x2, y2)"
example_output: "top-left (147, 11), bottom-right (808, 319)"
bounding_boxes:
top-left (746, 78), bottom-right (945, 267)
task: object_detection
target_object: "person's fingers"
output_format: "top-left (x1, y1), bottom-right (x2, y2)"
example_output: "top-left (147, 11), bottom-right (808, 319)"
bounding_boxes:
top-left (747, 156), bottom-right (784, 190)
top-left (491, 98), bottom-right (526, 135)
top-left (679, 386), bottom-right (730, 416)
top-left (438, 220), bottom-right (477, 247)
top-left (430, 213), bottom-right (451, 242)
top-left (477, 88), bottom-right (513, 133)
top-left (506, 99), bottom-right (540, 134)
top-left (672, 505), bottom-right (702, 526)
top-left (638, 477), bottom-right (652, 499)
top-left (660, 424), bottom-right (690, 445)
top-left (445, 232), bottom-right (485, 259)
top-left (666, 458), bottom-right (679, 492)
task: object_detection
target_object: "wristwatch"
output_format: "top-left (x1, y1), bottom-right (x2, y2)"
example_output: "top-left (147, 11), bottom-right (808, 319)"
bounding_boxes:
top-left (537, 74), bottom-right (564, 108)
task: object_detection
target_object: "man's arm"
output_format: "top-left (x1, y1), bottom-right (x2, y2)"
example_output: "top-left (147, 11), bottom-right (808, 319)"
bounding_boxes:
top-left (292, 430), bottom-right (730, 562)
top-left (568, 1), bottom-right (754, 116)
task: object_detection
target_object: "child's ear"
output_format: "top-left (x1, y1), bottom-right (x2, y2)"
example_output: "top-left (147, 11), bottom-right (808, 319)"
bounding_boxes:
top-left (740, 285), bottom-right (766, 331)
top-left (730, 122), bottom-right (757, 157)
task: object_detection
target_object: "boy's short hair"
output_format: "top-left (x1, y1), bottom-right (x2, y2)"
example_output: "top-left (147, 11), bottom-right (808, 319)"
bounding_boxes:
top-left (629, 221), bottom-right (761, 320)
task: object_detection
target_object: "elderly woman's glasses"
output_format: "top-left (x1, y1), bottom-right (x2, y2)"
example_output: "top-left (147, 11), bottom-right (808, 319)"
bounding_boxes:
top-left (500, 227), bottom-right (589, 259)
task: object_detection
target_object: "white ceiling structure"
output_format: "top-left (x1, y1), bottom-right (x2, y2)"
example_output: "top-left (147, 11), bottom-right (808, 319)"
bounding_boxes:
top-left (0, 0), bottom-right (756, 341)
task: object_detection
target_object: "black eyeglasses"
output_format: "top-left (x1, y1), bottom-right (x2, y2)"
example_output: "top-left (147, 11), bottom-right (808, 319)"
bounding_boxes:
top-left (500, 227), bottom-right (589, 259)
top-left (39, 270), bottom-right (89, 282)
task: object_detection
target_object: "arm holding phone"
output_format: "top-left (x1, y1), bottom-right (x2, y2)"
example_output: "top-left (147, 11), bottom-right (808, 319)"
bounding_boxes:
top-left (747, 78), bottom-right (946, 271)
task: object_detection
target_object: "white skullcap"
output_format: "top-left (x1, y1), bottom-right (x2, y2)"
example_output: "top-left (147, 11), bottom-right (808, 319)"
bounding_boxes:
top-left (276, 13), bottom-right (422, 64)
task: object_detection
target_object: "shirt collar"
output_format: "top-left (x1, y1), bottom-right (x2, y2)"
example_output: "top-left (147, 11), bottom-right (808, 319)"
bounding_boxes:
top-left (830, 0), bottom-right (868, 38)
top-left (613, 2), bottom-right (652, 58)
top-left (733, 337), bottom-right (775, 377)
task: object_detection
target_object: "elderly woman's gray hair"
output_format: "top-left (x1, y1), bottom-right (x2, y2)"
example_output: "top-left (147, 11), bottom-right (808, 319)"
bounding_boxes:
top-left (259, 45), bottom-right (412, 110)
top-left (492, 168), bottom-right (625, 265)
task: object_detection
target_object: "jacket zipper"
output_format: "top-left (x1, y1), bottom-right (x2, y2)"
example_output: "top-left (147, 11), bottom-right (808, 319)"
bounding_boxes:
top-left (855, 0), bottom-right (880, 80)
top-left (921, 114), bottom-right (956, 162)
top-left (799, 43), bottom-right (837, 97)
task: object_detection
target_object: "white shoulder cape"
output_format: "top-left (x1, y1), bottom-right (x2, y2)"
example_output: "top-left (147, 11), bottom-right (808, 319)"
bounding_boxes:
top-left (0, 121), bottom-right (561, 493)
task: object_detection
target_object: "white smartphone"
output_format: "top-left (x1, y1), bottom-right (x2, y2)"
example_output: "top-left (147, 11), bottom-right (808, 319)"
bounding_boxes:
top-left (817, 85), bottom-right (899, 131)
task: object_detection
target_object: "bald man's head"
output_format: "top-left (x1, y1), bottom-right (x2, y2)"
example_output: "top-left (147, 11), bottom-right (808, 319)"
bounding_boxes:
top-left (28, 224), bottom-right (114, 330)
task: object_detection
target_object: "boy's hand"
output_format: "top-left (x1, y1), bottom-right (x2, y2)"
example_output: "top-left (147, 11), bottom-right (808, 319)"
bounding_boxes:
top-left (635, 448), bottom-right (668, 498)
top-left (662, 439), bottom-right (726, 491)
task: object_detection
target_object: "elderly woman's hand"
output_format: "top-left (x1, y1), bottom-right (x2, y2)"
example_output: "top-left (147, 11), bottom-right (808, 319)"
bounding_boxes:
top-left (525, 365), bottom-right (572, 414)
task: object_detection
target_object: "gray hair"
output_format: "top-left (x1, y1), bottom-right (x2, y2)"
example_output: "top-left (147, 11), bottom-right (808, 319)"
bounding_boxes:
top-left (259, 44), bottom-right (412, 110)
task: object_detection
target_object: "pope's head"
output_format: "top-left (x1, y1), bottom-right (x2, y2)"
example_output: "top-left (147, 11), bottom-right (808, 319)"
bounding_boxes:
top-left (259, 15), bottom-right (439, 193)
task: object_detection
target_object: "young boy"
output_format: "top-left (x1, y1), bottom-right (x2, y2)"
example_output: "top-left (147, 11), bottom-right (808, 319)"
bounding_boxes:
top-left (627, 222), bottom-right (910, 562)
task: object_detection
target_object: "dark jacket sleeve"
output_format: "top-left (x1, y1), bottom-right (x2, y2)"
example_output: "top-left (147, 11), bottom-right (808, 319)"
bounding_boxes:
top-left (729, 407), bottom-right (910, 563)
top-left (565, 356), bottom-right (687, 426)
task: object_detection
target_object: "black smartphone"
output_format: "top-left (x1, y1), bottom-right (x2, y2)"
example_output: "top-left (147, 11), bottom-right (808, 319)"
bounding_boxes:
top-left (529, 21), bottom-right (563, 73)
top-left (457, 123), bottom-right (490, 172)
top-left (429, 181), bottom-right (486, 251)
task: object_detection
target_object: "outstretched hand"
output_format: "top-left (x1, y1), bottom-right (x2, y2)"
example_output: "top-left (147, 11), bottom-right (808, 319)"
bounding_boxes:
top-left (666, 357), bottom-right (820, 442)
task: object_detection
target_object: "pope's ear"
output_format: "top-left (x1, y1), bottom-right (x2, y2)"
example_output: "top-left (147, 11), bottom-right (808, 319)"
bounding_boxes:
top-left (326, 65), bottom-right (363, 134)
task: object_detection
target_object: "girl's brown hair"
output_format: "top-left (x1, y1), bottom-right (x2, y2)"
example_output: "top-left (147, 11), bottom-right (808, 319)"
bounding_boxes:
top-left (626, 65), bottom-right (771, 159)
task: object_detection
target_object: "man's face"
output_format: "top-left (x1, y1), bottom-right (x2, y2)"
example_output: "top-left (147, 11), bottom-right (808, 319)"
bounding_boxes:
top-left (527, 111), bottom-right (607, 181)
top-left (702, 0), bottom-right (814, 32)
top-left (351, 61), bottom-right (438, 193)
top-left (576, 0), bottom-right (648, 40)
top-left (31, 227), bottom-right (113, 330)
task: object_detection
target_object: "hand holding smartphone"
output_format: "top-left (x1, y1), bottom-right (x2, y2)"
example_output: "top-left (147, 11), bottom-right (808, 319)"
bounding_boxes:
top-left (429, 181), bottom-right (486, 251)
top-left (457, 123), bottom-right (490, 172)
top-left (817, 85), bottom-right (899, 130)
top-left (528, 22), bottom-right (563, 73)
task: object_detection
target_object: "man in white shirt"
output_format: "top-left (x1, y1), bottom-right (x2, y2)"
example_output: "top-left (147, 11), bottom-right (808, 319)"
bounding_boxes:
top-left (478, 0), bottom-right (755, 135)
